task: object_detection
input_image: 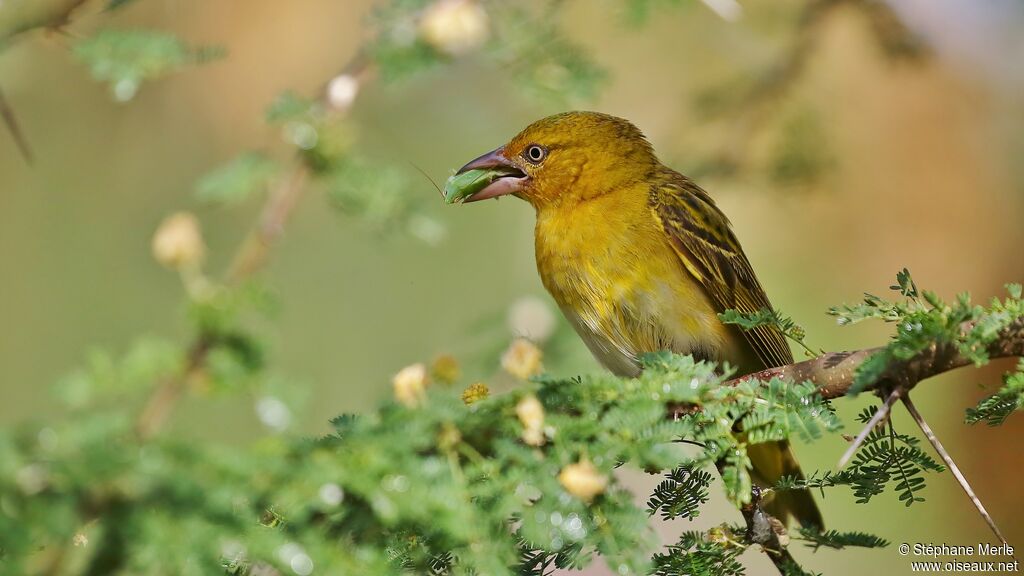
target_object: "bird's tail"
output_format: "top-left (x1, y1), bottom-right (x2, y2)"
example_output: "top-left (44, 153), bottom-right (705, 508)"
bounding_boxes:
top-left (748, 440), bottom-right (823, 529)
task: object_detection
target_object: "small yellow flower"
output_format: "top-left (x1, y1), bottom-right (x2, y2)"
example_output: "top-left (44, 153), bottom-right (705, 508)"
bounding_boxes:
top-left (558, 459), bottom-right (607, 503)
top-left (431, 354), bottom-right (461, 386)
top-left (393, 363), bottom-right (428, 407)
top-left (73, 533), bottom-right (88, 547)
top-left (461, 382), bottom-right (489, 405)
top-left (501, 338), bottom-right (542, 380)
top-left (419, 0), bottom-right (489, 56)
top-left (152, 212), bottom-right (205, 270)
top-left (515, 394), bottom-right (545, 446)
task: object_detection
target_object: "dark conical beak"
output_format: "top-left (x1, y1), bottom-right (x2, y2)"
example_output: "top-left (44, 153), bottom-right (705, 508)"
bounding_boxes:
top-left (444, 147), bottom-right (527, 204)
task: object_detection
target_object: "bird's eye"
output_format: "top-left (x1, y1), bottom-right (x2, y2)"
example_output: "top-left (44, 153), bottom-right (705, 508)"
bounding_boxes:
top-left (523, 144), bottom-right (547, 164)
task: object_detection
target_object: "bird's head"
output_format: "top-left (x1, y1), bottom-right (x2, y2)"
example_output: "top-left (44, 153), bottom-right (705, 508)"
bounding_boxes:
top-left (444, 111), bottom-right (659, 209)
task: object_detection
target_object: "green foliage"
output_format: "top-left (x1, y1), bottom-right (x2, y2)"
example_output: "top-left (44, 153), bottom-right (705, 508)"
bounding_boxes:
top-left (54, 336), bottom-right (183, 409)
top-left (73, 29), bottom-right (223, 101)
top-left (647, 466), bottom-right (713, 521)
top-left (622, 0), bottom-right (689, 27)
top-left (829, 270), bottom-right (1024, 395)
top-left (483, 4), bottom-right (607, 104)
top-left (719, 307), bottom-right (816, 356)
top-left (651, 528), bottom-right (746, 576)
top-left (795, 527), bottom-right (889, 551)
top-left (9, 267), bottom-right (1024, 575)
top-left (633, 353), bottom-right (839, 506)
top-left (777, 406), bottom-right (944, 507)
top-left (259, 91), bottom-right (446, 242)
top-left (0, 344), bottom-right (857, 576)
top-left (324, 157), bottom-right (418, 230)
top-left (965, 360), bottom-right (1024, 426)
top-left (367, 0), bottom-right (606, 104)
top-left (739, 378), bottom-right (840, 444)
top-left (195, 153), bottom-right (280, 207)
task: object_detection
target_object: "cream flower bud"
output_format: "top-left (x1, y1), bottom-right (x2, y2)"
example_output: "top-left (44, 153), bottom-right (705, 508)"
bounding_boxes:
top-left (393, 363), bottom-right (428, 407)
top-left (515, 394), bottom-right (545, 446)
top-left (501, 338), bottom-right (542, 380)
top-left (152, 212), bottom-right (205, 270)
top-left (558, 459), bottom-right (608, 503)
top-left (508, 296), bottom-right (556, 343)
top-left (326, 74), bottom-right (359, 111)
top-left (419, 0), bottom-right (489, 56)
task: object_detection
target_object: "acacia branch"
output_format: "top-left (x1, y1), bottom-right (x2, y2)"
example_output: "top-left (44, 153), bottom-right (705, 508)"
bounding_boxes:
top-left (0, 85), bottom-right (33, 163)
top-left (730, 317), bottom-right (1024, 398)
top-left (713, 317), bottom-right (1024, 572)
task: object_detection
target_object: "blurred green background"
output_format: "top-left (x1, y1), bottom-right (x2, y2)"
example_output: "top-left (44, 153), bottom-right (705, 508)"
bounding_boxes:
top-left (2, 1), bottom-right (1023, 574)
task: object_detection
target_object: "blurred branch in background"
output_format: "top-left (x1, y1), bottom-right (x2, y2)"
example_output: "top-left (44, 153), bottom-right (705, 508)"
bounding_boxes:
top-left (691, 0), bottom-right (928, 181)
top-left (0, 0), bottom-right (217, 161)
top-left (0, 84), bottom-right (31, 162)
top-left (0, 0), bottom-right (88, 162)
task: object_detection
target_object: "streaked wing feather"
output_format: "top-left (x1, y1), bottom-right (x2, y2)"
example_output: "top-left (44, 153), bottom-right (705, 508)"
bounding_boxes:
top-left (650, 171), bottom-right (793, 369)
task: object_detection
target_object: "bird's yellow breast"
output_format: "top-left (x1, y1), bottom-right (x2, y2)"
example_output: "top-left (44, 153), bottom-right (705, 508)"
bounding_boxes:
top-left (533, 187), bottom-right (742, 376)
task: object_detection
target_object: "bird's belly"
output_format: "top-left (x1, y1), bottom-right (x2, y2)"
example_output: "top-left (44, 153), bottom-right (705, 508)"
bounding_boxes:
top-left (537, 229), bottom-right (737, 377)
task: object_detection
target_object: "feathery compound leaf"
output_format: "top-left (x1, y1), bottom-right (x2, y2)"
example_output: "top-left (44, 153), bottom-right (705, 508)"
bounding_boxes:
top-left (891, 267), bottom-right (919, 299)
top-left (720, 446), bottom-right (752, 506)
top-left (195, 152), bottom-right (280, 206)
top-left (73, 29), bottom-right (224, 101)
top-left (647, 466), bottom-right (713, 521)
top-left (719, 308), bottom-right (815, 356)
top-left (965, 361), bottom-right (1024, 426)
top-left (796, 527), bottom-right (889, 550)
top-left (652, 528), bottom-right (746, 576)
top-left (739, 378), bottom-right (840, 444)
top-left (842, 407), bottom-right (944, 505)
top-left (779, 406), bottom-right (944, 505)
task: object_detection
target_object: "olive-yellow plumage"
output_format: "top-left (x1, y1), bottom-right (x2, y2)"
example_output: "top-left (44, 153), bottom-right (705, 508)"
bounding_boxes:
top-left (446, 111), bottom-right (821, 528)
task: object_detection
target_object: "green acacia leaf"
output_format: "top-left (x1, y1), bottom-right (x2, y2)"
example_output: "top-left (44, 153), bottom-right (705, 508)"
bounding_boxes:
top-left (73, 29), bottom-right (224, 100)
top-left (195, 152), bottom-right (280, 206)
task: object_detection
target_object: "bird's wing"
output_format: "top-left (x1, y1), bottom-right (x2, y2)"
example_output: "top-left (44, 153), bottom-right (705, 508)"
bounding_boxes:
top-left (649, 171), bottom-right (793, 369)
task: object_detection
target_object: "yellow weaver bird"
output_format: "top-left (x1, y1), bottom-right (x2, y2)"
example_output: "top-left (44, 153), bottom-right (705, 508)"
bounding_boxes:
top-left (444, 111), bottom-right (821, 529)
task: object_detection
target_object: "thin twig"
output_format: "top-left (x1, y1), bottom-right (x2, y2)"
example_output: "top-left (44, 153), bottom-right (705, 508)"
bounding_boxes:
top-left (224, 164), bottom-right (309, 284)
top-left (134, 339), bottom-right (211, 439)
top-left (836, 386), bottom-right (901, 469)
top-left (132, 49), bottom-right (375, 439)
top-left (901, 393), bottom-right (1011, 551)
top-left (0, 84), bottom-right (34, 163)
top-left (134, 164), bottom-right (309, 439)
